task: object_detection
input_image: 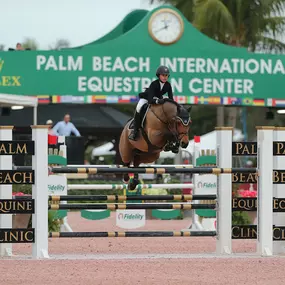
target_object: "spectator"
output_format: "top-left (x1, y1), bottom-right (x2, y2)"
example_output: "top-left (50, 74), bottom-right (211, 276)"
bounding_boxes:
top-left (46, 119), bottom-right (56, 135)
top-left (52, 114), bottom-right (80, 136)
top-left (16, 43), bottom-right (23, 50)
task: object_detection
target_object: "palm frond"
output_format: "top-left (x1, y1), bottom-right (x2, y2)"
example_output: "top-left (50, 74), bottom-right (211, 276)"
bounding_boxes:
top-left (193, 0), bottom-right (235, 41)
top-left (254, 35), bottom-right (285, 53)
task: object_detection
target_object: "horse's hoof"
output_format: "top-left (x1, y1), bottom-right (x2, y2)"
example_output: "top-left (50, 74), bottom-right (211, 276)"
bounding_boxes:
top-left (123, 174), bottom-right (130, 183)
top-left (128, 178), bottom-right (139, 190)
top-left (172, 148), bottom-right (179, 154)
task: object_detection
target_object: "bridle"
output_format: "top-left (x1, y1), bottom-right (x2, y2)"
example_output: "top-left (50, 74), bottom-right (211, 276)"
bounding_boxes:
top-left (149, 104), bottom-right (191, 143)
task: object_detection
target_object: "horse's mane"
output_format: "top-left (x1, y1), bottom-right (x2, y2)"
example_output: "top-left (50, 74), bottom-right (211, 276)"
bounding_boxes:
top-left (163, 98), bottom-right (179, 107)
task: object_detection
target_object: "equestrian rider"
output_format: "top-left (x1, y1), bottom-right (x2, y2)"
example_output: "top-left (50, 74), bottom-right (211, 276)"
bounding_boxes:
top-left (128, 65), bottom-right (174, 141)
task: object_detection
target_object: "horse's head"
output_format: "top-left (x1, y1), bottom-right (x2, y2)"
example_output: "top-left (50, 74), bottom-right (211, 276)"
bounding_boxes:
top-left (149, 99), bottom-right (192, 148)
top-left (174, 105), bottom-right (192, 148)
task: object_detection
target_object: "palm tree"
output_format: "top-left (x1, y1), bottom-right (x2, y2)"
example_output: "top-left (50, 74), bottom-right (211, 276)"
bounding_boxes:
top-left (150, 0), bottom-right (285, 52)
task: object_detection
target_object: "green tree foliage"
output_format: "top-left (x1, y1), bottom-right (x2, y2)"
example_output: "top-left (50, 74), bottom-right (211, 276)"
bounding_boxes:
top-left (151, 0), bottom-right (285, 53)
top-left (49, 39), bottom-right (71, 50)
top-left (22, 37), bottom-right (39, 50)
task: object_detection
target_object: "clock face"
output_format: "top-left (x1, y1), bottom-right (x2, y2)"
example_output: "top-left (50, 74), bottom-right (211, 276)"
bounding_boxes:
top-left (148, 9), bottom-right (184, 45)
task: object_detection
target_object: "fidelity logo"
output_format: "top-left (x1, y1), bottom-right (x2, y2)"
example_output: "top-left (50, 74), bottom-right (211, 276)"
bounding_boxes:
top-left (197, 181), bottom-right (216, 188)
top-left (118, 213), bottom-right (144, 220)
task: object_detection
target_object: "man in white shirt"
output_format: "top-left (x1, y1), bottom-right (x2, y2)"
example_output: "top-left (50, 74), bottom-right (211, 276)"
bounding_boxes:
top-left (52, 114), bottom-right (81, 136)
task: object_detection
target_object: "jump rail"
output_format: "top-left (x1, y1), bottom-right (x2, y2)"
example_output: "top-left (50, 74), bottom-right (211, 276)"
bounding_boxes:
top-left (48, 194), bottom-right (217, 202)
top-left (51, 166), bottom-right (256, 174)
top-left (67, 183), bottom-right (195, 190)
top-left (49, 231), bottom-right (217, 238)
top-left (49, 203), bottom-right (216, 210)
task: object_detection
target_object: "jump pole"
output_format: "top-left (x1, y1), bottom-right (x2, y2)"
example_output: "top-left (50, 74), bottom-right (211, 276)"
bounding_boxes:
top-left (67, 183), bottom-right (194, 190)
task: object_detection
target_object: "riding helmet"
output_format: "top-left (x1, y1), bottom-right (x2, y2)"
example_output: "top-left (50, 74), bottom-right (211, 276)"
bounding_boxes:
top-left (156, 65), bottom-right (170, 77)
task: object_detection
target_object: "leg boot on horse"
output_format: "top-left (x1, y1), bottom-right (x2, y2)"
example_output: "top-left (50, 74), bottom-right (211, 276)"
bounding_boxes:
top-left (128, 111), bottom-right (142, 141)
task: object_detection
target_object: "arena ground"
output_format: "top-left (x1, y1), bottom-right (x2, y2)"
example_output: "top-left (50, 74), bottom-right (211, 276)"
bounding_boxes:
top-left (1, 212), bottom-right (285, 285)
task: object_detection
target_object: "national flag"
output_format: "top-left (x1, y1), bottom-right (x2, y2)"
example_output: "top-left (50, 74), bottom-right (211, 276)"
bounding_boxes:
top-left (221, 97), bottom-right (229, 105)
top-left (71, 96), bottom-right (84, 103)
top-left (229, 97), bottom-right (242, 105)
top-left (118, 95), bottom-right (131, 103)
top-left (273, 99), bottom-right (285, 107)
top-left (188, 96), bottom-right (195, 104)
top-left (243, 98), bottom-right (253, 105)
top-left (197, 96), bottom-right (209, 104)
top-left (37, 95), bottom-right (50, 104)
top-left (253, 99), bottom-right (265, 106)
top-left (208, 97), bottom-right (221, 104)
top-left (267, 98), bottom-right (273, 107)
top-left (93, 95), bottom-right (106, 103)
top-left (60, 96), bottom-right (76, 103)
top-left (106, 96), bottom-right (119, 103)
top-left (175, 96), bottom-right (187, 104)
top-left (194, 96), bottom-right (200, 104)
top-left (85, 96), bottom-right (93, 103)
top-left (52, 96), bottom-right (60, 103)
top-left (130, 96), bottom-right (139, 103)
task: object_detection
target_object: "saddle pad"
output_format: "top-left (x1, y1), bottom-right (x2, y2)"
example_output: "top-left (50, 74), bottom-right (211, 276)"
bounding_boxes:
top-left (128, 104), bottom-right (149, 130)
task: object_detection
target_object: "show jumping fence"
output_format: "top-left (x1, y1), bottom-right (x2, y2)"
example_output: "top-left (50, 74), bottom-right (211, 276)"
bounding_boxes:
top-left (1, 125), bottom-right (285, 258)
top-left (0, 125), bottom-right (48, 259)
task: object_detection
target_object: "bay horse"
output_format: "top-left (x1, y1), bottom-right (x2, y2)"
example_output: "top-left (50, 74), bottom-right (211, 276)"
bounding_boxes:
top-left (119, 99), bottom-right (192, 190)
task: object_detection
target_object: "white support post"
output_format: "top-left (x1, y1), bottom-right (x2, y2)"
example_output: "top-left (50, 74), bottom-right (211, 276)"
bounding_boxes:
top-left (32, 126), bottom-right (49, 259)
top-left (0, 126), bottom-right (13, 257)
top-left (257, 126), bottom-right (274, 256)
top-left (216, 127), bottom-right (232, 255)
top-left (272, 127), bottom-right (285, 254)
top-left (187, 136), bottom-right (203, 231)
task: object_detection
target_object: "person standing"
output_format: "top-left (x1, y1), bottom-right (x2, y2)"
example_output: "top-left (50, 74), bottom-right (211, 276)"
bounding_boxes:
top-left (52, 114), bottom-right (81, 136)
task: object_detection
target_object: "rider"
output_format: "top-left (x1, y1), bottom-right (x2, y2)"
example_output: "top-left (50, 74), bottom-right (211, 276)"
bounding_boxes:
top-left (128, 65), bottom-right (174, 141)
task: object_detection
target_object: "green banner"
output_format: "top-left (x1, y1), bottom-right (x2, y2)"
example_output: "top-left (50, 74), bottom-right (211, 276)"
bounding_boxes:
top-left (0, 5), bottom-right (285, 106)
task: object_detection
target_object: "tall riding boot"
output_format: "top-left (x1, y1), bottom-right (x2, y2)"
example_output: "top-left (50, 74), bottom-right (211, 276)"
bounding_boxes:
top-left (129, 111), bottom-right (141, 141)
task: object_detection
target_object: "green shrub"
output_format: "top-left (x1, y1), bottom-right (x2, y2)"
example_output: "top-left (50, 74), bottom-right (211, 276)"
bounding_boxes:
top-left (232, 211), bottom-right (251, 225)
top-left (48, 211), bottom-right (61, 232)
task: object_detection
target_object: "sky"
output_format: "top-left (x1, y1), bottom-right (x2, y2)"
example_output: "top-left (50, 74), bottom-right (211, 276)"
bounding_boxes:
top-left (0, 0), bottom-right (160, 50)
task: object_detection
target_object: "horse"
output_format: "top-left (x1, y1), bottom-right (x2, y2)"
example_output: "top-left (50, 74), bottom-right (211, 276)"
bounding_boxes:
top-left (119, 98), bottom-right (192, 190)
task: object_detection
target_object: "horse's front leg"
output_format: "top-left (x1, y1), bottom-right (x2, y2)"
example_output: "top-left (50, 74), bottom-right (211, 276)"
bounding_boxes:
top-left (171, 141), bottom-right (180, 153)
top-left (128, 156), bottom-right (140, 190)
top-left (122, 162), bottom-right (131, 183)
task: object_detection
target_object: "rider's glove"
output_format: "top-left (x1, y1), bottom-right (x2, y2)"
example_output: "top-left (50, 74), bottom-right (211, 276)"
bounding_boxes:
top-left (155, 98), bottom-right (164, 104)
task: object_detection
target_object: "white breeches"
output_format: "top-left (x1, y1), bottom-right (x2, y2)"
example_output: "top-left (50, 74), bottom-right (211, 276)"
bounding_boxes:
top-left (136, 98), bottom-right (148, 112)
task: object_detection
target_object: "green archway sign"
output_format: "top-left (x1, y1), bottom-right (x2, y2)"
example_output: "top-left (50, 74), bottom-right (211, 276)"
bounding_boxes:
top-left (1, 5), bottom-right (285, 107)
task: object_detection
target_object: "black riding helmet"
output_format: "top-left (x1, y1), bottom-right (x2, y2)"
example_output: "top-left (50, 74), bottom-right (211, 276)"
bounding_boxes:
top-left (156, 65), bottom-right (170, 77)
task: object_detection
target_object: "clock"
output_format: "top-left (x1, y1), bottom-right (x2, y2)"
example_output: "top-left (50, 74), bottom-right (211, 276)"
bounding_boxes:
top-left (148, 8), bottom-right (184, 45)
